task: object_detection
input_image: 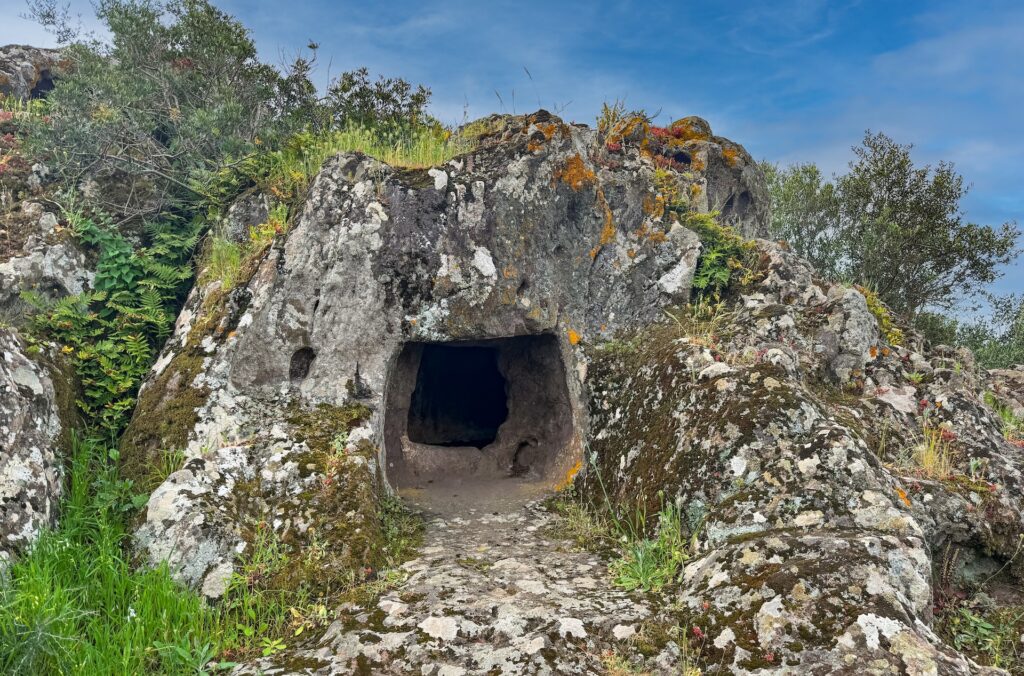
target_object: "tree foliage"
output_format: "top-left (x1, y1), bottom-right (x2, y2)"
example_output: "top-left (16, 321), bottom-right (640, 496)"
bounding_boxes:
top-left (764, 132), bottom-right (1019, 318)
top-left (916, 295), bottom-right (1024, 369)
top-left (26, 0), bottom-right (434, 221)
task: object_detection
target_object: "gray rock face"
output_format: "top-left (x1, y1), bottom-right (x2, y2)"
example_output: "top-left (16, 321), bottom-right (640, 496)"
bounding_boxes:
top-left (219, 190), bottom-right (271, 244)
top-left (0, 329), bottom-right (69, 567)
top-left (0, 44), bottom-right (63, 100)
top-left (0, 201), bottom-right (93, 322)
top-left (128, 111), bottom-right (741, 596)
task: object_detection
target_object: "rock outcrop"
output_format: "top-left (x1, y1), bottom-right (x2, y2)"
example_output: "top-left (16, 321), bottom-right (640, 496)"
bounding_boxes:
top-left (120, 111), bottom-right (1021, 672)
top-left (585, 243), bottom-right (1020, 672)
top-left (0, 329), bottom-right (74, 566)
top-left (0, 44), bottom-right (63, 101)
top-left (0, 201), bottom-right (93, 318)
top-left (126, 110), bottom-right (724, 598)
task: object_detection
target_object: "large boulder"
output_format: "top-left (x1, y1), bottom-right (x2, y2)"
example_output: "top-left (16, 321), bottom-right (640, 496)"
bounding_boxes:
top-left (124, 111), bottom-right (1019, 671)
top-left (126, 111), bottom-right (765, 596)
top-left (0, 329), bottom-right (75, 566)
top-left (0, 44), bottom-right (63, 101)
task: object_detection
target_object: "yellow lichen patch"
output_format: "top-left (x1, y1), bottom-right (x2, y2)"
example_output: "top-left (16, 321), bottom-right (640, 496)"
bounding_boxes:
top-left (555, 154), bottom-right (597, 191)
top-left (690, 183), bottom-right (703, 198)
top-left (642, 193), bottom-right (664, 218)
top-left (603, 113), bottom-right (649, 147)
top-left (722, 147), bottom-right (740, 167)
top-left (627, 248), bottom-right (636, 259)
top-left (502, 265), bottom-right (518, 279)
top-left (669, 118), bottom-right (711, 142)
top-left (556, 459), bottom-right (584, 491)
top-left (691, 156), bottom-right (706, 172)
top-left (527, 140), bottom-right (543, 153)
top-left (568, 329), bottom-right (582, 345)
top-left (634, 223), bottom-right (667, 245)
top-left (599, 198), bottom-right (616, 246)
top-left (538, 122), bottom-right (559, 140)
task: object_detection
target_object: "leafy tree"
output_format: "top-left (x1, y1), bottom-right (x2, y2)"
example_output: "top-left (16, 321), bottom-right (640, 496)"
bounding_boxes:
top-left (27, 0), bottom-right (288, 219)
top-left (765, 132), bottom-right (1019, 318)
top-left (324, 66), bottom-right (431, 130)
top-left (761, 161), bottom-right (841, 279)
top-left (917, 295), bottom-right (1024, 369)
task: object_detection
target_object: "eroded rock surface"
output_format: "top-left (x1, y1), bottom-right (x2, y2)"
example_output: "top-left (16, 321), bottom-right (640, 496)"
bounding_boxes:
top-left (123, 112), bottom-right (1022, 672)
top-left (0, 329), bottom-right (73, 566)
top-left (0, 201), bottom-right (93, 318)
top-left (127, 111), bottom-right (765, 595)
top-left (583, 241), bottom-right (1019, 673)
top-left (236, 501), bottom-right (665, 675)
top-left (0, 44), bottom-right (63, 101)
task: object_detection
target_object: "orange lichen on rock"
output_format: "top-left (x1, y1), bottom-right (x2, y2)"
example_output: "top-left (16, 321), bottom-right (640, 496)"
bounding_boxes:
top-left (722, 147), bottom-right (741, 167)
top-left (599, 199), bottom-right (615, 246)
top-left (690, 156), bottom-right (706, 172)
top-left (555, 459), bottom-right (583, 491)
top-left (635, 223), bottom-right (667, 244)
top-left (555, 154), bottom-right (597, 191)
top-left (527, 140), bottom-right (543, 153)
top-left (642, 192), bottom-right (667, 219)
top-left (669, 117), bottom-right (711, 143)
top-left (568, 329), bottom-right (581, 345)
top-left (896, 487), bottom-right (912, 507)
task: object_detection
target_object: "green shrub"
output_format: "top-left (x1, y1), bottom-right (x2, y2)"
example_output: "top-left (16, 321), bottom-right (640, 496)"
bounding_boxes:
top-left (24, 205), bottom-right (198, 436)
top-left (939, 602), bottom-right (1024, 671)
top-left (684, 211), bottom-right (753, 299)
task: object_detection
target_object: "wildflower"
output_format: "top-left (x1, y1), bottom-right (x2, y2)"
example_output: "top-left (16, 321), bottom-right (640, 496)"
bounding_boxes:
top-left (692, 626), bottom-right (705, 640)
top-left (702, 600), bottom-right (711, 611)
top-left (939, 428), bottom-right (957, 442)
top-left (765, 652), bottom-right (775, 663)
top-left (127, 606), bottom-right (137, 621)
top-left (919, 398), bottom-right (929, 409)
top-left (605, 141), bottom-right (622, 152)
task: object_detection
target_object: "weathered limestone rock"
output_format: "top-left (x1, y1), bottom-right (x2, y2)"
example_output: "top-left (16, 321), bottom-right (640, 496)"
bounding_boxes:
top-left (0, 202), bottom-right (93, 319)
top-left (0, 44), bottom-right (63, 100)
top-left (584, 241), bottom-right (1020, 672)
top-left (125, 112), bottom-right (1019, 671)
top-left (128, 111), bottom-right (727, 598)
top-left (0, 329), bottom-right (73, 566)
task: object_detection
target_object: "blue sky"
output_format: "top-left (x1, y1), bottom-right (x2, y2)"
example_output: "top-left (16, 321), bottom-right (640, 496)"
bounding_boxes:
top-left (2, 0), bottom-right (1021, 300)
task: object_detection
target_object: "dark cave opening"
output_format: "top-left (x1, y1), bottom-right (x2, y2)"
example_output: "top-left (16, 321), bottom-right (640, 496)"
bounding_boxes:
top-left (407, 343), bottom-right (509, 448)
top-left (384, 334), bottom-right (576, 487)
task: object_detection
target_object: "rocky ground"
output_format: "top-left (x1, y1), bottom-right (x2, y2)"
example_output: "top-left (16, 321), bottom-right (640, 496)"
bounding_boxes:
top-left (238, 482), bottom-right (682, 675)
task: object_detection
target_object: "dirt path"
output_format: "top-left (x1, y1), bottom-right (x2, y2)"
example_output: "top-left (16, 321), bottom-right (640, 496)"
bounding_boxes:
top-left (242, 479), bottom-right (679, 674)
